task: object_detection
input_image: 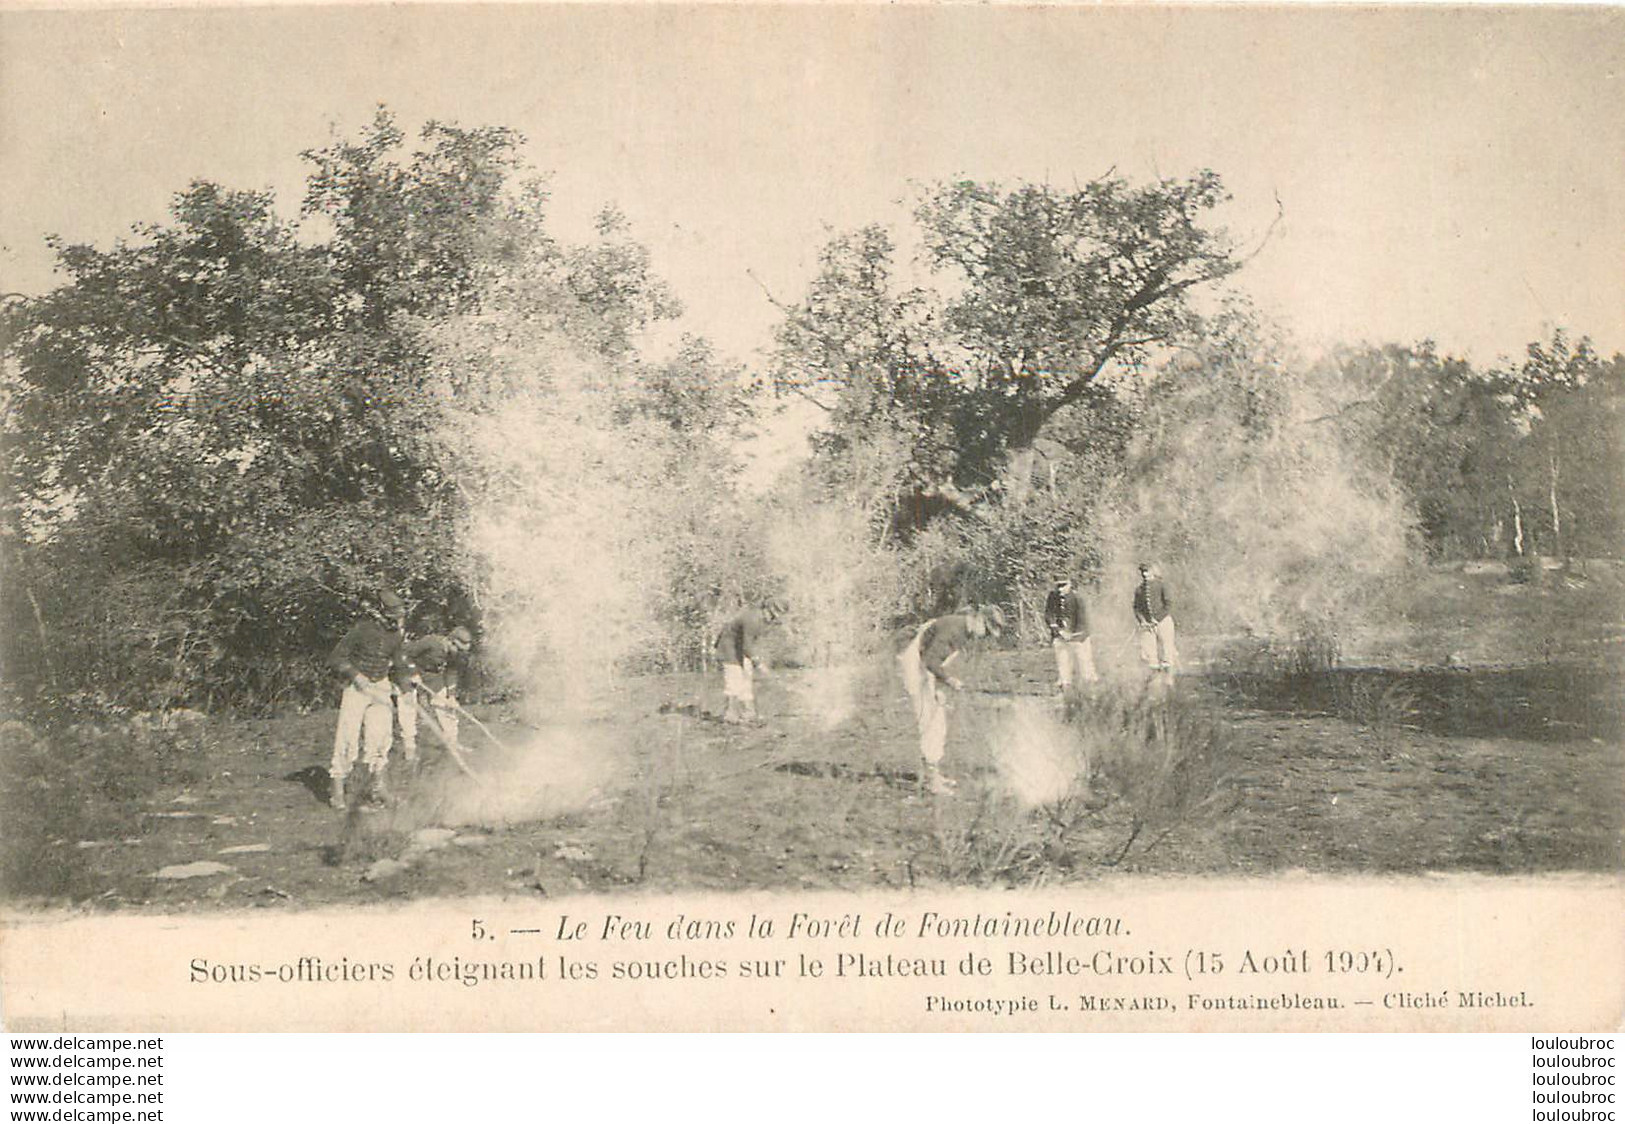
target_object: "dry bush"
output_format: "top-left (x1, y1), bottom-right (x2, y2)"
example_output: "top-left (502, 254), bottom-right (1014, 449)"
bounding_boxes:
top-left (926, 776), bottom-right (1115, 888)
top-left (1208, 618), bottom-right (1342, 682)
top-left (925, 687), bottom-right (1240, 883)
top-left (925, 788), bottom-right (1040, 886)
top-left (1277, 619), bottom-right (1344, 678)
top-left (1331, 677), bottom-right (1417, 726)
top-left (1329, 675), bottom-right (1421, 758)
top-left (1072, 688), bottom-right (1240, 865)
top-left (1508, 551), bottom-right (1547, 586)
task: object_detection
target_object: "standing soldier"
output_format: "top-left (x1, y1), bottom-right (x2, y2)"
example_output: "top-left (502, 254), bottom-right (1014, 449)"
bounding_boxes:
top-left (898, 604), bottom-right (1005, 795)
top-left (1133, 561), bottom-right (1179, 675)
top-left (403, 625), bottom-right (474, 761)
top-left (715, 601), bottom-right (775, 724)
top-left (1044, 575), bottom-right (1097, 694)
top-left (328, 588), bottom-right (408, 810)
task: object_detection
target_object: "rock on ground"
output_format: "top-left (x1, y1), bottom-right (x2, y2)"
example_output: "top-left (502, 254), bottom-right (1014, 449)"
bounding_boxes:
top-left (153, 861), bottom-right (234, 880)
top-left (408, 828), bottom-right (457, 850)
top-left (363, 859), bottom-right (411, 882)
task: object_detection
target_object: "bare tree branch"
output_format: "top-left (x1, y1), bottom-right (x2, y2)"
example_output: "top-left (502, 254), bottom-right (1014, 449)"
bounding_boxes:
top-left (782, 382), bottom-right (834, 413)
top-left (1237, 191), bottom-right (1286, 266)
top-left (744, 268), bottom-right (794, 315)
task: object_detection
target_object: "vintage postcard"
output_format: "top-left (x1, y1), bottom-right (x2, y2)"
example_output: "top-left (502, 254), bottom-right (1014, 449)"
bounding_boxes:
top-left (1, 3), bottom-right (1620, 1032)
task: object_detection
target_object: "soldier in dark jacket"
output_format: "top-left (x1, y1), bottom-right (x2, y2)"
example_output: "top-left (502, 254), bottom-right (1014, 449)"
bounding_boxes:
top-left (1133, 562), bottom-right (1178, 675)
top-left (328, 589), bottom-right (408, 810)
top-left (1044, 576), bottom-right (1097, 693)
top-left (716, 602), bottom-right (775, 724)
top-left (401, 625), bottom-right (474, 759)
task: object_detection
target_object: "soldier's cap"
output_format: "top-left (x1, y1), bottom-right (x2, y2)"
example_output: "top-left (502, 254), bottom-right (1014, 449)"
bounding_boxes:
top-left (378, 589), bottom-right (406, 613)
top-left (449, 626), bottom-right (473, 646)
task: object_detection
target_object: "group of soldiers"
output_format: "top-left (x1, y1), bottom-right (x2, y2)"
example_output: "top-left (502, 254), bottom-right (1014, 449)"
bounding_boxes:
top-left (325, 564), bottom-right (1176, 808)
top-left (327, 589), bottom-right (473, 811)
top-left (710, 561), bottom-right (1178, 796)
top-left (1044, 560), bottom-right (1179, 688)
top-left (898, 561), bottom-right (1177, 794)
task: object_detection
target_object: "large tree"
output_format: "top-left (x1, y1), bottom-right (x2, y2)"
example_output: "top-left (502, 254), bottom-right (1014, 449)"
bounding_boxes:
top-left (915, 172), bottom-right (1242, 449)
top-left (772, 172), bottom-right (1245, 530)
top-left (0, 109), bottom-right (717, 714)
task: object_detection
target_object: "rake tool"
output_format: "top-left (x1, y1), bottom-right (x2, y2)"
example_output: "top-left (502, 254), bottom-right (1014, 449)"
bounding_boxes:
top-left (449, 699), bottom-right (518, 755)
top-left (412, 686), bottom-right (487, 786)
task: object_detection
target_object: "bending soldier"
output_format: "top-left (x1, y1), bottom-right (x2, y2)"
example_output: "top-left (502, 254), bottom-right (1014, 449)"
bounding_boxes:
top-left (403, 625), bottom-right (474, 759)
top-left (898, 604), bottom-right (1004, 795)
top-left (716, 602), bottom-right (775, 724)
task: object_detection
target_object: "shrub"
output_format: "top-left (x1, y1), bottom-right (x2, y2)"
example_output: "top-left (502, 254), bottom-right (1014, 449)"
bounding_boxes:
top-left (1328, 674), bottom-right (1420, 758)
top-left (927, 686), bottom-right (1240, 883)
top-left (1508, 550), bottom-right (1547, 586)
top-left (1081, 688), bottom-right (1241, 864)
top-left (1278, 618), bottom-right (1343, 678)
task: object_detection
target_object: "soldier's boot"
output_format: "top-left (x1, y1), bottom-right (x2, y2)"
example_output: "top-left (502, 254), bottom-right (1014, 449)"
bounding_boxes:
top-left (329, 774), bottom-right (347, 811)
top-left (922, 759), bottom-right (956, 796)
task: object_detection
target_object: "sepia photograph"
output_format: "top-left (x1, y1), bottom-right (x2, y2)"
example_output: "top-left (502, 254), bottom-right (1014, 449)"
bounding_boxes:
top-left (0, 3), bottom-right (1620, 1034)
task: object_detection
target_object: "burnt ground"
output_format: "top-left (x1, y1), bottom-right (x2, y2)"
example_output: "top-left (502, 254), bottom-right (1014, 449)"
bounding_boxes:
top-left (2, 564), bottom-right (1622, 911)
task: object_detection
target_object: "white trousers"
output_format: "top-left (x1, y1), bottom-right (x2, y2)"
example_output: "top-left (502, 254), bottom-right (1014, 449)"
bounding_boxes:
top-left (1138, 617), bottom-right (1179, 673)
top-left (1052, 637), bottom-right (1099, 687)
top-left (428, 688), bottom-right (460, 747)
top-left (396, 689), bottom-right (418, 761)
top-left (405, 685), bottom-right (460, 749)
top-left (899, 630), bottom-right (948, 765)
top-left (722, 659), bottom-right (756, 721)
top-left (330, 679), bottom-right (394, 781)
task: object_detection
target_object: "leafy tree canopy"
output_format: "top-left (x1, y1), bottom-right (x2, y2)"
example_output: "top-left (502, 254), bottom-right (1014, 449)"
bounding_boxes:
top-left (773, 172), bottom-right (1243, 522)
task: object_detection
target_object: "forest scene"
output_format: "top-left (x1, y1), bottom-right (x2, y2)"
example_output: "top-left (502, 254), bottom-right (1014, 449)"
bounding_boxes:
top-left (2, 9), bottom-right (1620, 910)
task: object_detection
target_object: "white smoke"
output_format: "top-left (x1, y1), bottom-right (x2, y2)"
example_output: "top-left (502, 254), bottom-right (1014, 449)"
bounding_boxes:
top-left (432, 725), bottom-right (618, 828)
top-left (463, 399), bottom-right (662, 714)
top-left (988, 698), bottom-right (1088, 807)
top-left (766, 500), bottom-right (903, 728)
top-left (411, 264), bottom-right (690, 830)
top-left (1090, 347), bottom-right (1416, 665)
